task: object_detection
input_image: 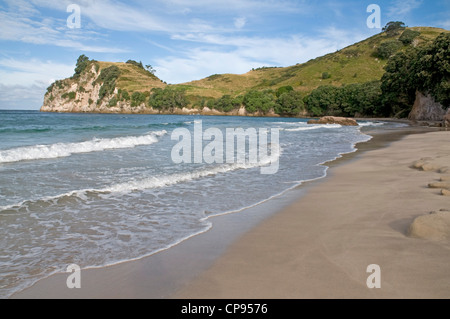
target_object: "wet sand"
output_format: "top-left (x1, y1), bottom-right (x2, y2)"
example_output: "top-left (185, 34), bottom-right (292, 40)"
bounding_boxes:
top-left (12, 127), bottom-right (450, 299)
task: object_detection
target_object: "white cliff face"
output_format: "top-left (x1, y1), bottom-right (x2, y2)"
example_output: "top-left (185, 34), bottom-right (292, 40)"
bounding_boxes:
top-left (41, 64), bottom-right (156, 114)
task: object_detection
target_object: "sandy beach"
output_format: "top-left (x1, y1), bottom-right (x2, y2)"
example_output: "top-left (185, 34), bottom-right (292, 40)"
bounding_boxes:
top-left (11, 127), bottom-right (450, 299)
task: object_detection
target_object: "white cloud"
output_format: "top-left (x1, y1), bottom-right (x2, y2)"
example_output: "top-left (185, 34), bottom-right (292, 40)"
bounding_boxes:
top-left (0, 2), bottom-right (129, 53)
top-left (0, 58), bottom-right (75, 110)
top-left (157, 27), bottom-right (369, 84)
top-left (151, 0), bottom-right (306, 14)
top-left (0, 83), bottom-right (46, 110)
top-left (0, 58), bottom-right (75, 86)
top-left (234, 17), bottom-right (247, 29)
top-left (387, 0), bottom-right (423, 18)
top-left (439, 20), bottom-right (450, 29)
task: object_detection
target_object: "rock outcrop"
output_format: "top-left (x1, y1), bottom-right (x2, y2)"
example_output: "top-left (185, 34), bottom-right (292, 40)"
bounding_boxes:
top-left (307, 116), bottom-right (358, 126)
top-left (444, 112), bottom-right (450, 128)
top-left (408, 91), bottom-right (446, 122)
top-left (408, 210), bottom-right (450, 241)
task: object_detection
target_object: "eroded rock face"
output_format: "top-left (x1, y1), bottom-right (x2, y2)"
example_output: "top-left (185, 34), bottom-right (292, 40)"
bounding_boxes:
top-left (307, 116), bottom-right (359, 126)
top-left (409, 91), bottom-right (446, 122)
top-left (444, 113), bottom-right (450, 128)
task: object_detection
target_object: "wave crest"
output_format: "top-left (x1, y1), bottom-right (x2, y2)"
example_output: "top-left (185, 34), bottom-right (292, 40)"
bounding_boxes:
top-left (0, 130), bottom-right (167, 164)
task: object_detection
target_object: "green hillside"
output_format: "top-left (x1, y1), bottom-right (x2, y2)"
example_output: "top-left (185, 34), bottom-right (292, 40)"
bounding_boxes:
top-left (43, 25), bottom-right (449, 117)
top-left (179, 27), bottom-right (448, 104)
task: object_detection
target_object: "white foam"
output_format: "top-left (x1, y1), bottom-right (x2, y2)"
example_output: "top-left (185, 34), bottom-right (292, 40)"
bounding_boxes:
top-left (284, 124), bottom-right (342, 132)
top-left (99, 145), bottom-right (281, 194)
top-left (0, 130), bottom-right (167, 164)
top-left (358, 121), bottom-right (385, 127)
top-left (0, 146), bottom-right (281, 213)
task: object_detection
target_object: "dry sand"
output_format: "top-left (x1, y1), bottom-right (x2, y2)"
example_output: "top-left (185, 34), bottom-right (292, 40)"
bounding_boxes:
top-left (172, 130), bottom-right (450, 299)
top-left (11, 129), bottom-right (450, 299)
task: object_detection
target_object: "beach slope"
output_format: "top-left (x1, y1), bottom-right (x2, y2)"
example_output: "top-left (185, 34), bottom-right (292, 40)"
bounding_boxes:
top-left (173, 131), bottom-right (450, 299)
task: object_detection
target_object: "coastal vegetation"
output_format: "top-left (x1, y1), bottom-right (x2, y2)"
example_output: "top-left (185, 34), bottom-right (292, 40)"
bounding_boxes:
top-left (43, 24), bottom-right (449, 118)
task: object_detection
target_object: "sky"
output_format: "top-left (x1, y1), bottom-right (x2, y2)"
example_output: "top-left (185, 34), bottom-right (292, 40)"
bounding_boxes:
top-left (0, 0), bottom-right (449, 110)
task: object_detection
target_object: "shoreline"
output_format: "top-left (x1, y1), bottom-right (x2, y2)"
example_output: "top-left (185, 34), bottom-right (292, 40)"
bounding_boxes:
top-left (10, 125), bottom-right (444, 299)
top-left (173, 127), bottom-right (450, 299)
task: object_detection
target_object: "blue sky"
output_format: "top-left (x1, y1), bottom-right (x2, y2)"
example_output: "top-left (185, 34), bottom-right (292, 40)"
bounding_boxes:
top-left (0, 0), bottom-right (449, 110)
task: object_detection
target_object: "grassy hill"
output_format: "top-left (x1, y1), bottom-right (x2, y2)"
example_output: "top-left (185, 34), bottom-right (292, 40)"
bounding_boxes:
top-left (96, 61), bottom-right (166, 92)
top-left (177, 27), bottom-right (449, 105)
top-left (43, 26), bottom-right (448, 116)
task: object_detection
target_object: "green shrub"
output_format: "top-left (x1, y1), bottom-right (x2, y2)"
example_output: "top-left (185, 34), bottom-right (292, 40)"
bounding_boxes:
top-left (96, 66), bottom-right (120, 101)
top-left (108, 96), bottom-right (118, 107)
top-left (131, 92), bottom-right (147, 107)
top-left (62, 92), bottom-right (76, 100)
top-left (148, 87), bottom-right (188, 111)
top-left (243, 90), bottom-right (276, 114)
top-left (275, 91), bottom-right (304, 116)
top-left (322, 72), bottom-right (332, 79)
top-left (399, 29), bottom-right (421, 45)
top-left (376, 40), bottom-right (403, 59)
top-left (126, 60), bottom-right (144, 69)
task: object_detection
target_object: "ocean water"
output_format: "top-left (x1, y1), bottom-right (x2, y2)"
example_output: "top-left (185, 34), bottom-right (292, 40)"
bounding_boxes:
top-left (0, 110), bottom-right (403, 298)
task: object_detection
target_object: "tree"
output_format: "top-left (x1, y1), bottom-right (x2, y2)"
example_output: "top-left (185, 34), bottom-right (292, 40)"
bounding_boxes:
top-left (304, 86), bottom-right (343, 116)
top-left (131, 91), bottom-right (147, 107)
top-left (381, 50), bottom-right (418, 117)
top-left (415, 33), bottom-right (450, 108)
top-left (381, 32), bottom-right (450, 116)
top-left (341, 81), bottom-right (383, 117)
top-left (275, 91), bottom-right (304, 116)
top-left (276, 85), bottom-right (294, 98)
top-left (74, 54), bottom-right (90, 77)
top-left (145, 64), bottom-right (156, 74)
top-left (243, 90), bottom-right (276, 114)
top-left (383, 21), bottom-right (406, 36)
top-left (148, 87), bottom-right (188, 111)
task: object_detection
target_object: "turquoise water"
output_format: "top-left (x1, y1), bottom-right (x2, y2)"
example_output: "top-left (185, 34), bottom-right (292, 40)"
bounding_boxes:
top-left (0, 110), bottom-right (399, 298)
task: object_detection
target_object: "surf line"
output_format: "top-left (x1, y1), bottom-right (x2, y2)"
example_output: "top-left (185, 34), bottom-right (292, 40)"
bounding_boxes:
top-left (171, 120), bottom-right (280, 175)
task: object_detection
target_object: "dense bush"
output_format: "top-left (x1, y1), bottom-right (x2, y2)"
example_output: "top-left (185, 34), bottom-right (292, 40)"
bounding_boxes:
top-left (108, 96), bottom-right (118, 107)
top-left (96, 66), bottom-right (121, 101)
top-left (304, 86), bottom-right (342, 116)
top-left (304, 81), bottom-right (383, 117)
top-left (275, 91), bottom-right (304, 116)
top-left (399, 29), bottom-right (421, 45)
top-left (376, 40), bottom-right (403, 60)
top-left (148, 87), bottom-right (188, 111)
top-left (243, 90), bottom-right (276, 114)
top-left (381, 32), bottom-right (450, 116)
top-left (131, 92), bottom-right (147, 107)
top-left (276, 86), bottom-right (294, 97)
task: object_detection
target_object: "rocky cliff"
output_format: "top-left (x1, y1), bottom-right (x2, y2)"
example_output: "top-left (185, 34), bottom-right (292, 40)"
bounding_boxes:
top-left (41, 60), bottom-right (167, 114)
top-left (408, 91), bottom-right (447, 122)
